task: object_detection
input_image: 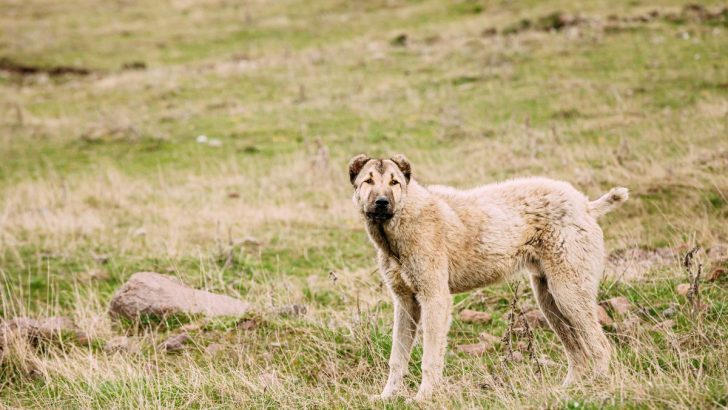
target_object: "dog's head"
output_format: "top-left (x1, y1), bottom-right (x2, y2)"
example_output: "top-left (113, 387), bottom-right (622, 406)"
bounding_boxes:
top-left (348, 154), bottom-right (411, 223)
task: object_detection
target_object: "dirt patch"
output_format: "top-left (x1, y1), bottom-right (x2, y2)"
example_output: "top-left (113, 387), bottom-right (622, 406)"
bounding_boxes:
top-left (0, 57), bottom-right (93, 77)
top-left (605, 247), bottom-right (679, 281)
top-left (605, 244), bottom-right (728, 281)
top-left (492, 5), bottom-right (727, 36)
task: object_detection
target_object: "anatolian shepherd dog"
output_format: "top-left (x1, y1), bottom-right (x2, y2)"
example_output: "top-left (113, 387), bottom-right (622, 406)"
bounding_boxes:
top-left (349, 154), bottom-right (629, 400)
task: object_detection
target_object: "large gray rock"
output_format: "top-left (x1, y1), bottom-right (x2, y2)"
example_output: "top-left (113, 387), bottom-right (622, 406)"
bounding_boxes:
top-left (108, 272), bottom-right (250, 320)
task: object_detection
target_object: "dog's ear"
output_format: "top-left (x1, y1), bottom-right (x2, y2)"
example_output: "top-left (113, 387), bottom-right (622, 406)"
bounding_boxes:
top-left (348, 154), bottom-right (371, 185)
top-left (390, 154), bottom-right (411, 183)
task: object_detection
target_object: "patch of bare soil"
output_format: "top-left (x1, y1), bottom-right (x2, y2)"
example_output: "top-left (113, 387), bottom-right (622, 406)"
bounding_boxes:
top-left (484, 5), bottom-right (727, 37)
top-left (0, 57), bottom-right (93, 77)
top-left (606, 247), bottom-right (678, 281)
top-left (606, 244), bottom-right (728, 281)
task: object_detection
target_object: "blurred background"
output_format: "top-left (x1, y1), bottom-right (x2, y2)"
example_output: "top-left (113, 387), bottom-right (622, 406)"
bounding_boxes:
top-left (0, 0), bottom-right (726, 408)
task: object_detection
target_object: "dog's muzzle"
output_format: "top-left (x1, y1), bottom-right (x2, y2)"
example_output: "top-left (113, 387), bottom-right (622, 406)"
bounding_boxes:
top-left (367, 197), bottom-right (394, 222)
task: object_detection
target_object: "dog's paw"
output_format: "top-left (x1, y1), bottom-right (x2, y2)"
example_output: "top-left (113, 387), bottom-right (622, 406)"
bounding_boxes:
top-left (413, 389), bottom-right (433, 402)
top-left (368, 393), bottom-right (392, 402)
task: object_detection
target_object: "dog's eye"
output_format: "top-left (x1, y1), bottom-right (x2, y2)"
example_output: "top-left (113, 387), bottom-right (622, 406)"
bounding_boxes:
top-left (390, 180), bottom-right (399, 186)
top-left (364, 178), bottom-right (374, 184)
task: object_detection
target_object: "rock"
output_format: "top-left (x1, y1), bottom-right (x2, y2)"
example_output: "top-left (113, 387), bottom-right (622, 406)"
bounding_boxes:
top-left (478, 332), bottom-right (501, 346)
top-left (676, 283), bottom-right (691, 296)
top-left (707, 244), bottom-right (727, 262)
top-left (510, 351), bottom-right (524, 362)
top-left (523, 309), bottom-right (549, 329)
top-left (662, 304), bottom-right (678, 318)
top-left (614, 316), bottom-right (641, 333)
top-left (205, 343), bottom-right (226, 356)
top-left (706, 266), bottom-right (726, 282)
top-left (456, 343), bottom-right (490, 356)
top-left (602, 296), bottom-right (632, 315)
top-left (108, 272), bottom-right (251, 320)
top-left (104, 336), bottom-right (141, 354)
top-left (596, 305), bottom-right (613, 326)
top-left (459, 309), bottom-right (492, 324)
top-left (237, 319), bottom-right (257, 331)
top-left (277, 304), bottom-right (307, 317)
top-left (160, 333), bottom-right (190, 352)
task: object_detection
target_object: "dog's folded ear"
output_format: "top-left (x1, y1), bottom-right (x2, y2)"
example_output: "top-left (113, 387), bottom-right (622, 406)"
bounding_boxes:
top-left (348, 154), bottom-right (371, 185)
top-left (390, 154), bottom-right (411, 183)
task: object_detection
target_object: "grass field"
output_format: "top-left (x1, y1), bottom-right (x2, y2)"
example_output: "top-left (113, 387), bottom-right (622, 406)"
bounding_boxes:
top-left (1, 0), bottom-right (727, 408)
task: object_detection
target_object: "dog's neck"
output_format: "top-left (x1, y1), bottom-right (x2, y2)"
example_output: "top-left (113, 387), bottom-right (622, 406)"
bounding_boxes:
top-left (365, 179), bottom-right (433, 260)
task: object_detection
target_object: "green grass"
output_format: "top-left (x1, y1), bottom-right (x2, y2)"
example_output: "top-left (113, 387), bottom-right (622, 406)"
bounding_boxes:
top-left (1, 0), bottom-right (727, 408)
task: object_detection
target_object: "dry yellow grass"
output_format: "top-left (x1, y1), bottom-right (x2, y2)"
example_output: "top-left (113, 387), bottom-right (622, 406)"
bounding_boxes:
top-left (1, 0), bottom-right (727, 408)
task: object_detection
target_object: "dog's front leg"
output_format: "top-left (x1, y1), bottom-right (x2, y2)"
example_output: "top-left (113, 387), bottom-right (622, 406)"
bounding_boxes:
top-left (415, 273), bottom-right (452, 401)
top-left (379, 292), bottom-right (420, 398)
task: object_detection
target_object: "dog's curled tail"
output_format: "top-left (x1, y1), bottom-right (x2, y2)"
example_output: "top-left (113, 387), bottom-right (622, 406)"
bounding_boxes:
top-left (589, 187), bottom-right (629, 218)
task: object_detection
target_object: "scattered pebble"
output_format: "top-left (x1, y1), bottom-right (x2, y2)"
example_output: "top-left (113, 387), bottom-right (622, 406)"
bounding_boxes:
top-left (676, 283), bottom-right (691, 296)
top-left (160, 332), bottom-right (190, 352)
top-left (204, 343), bottom-right (226, 356)
top-left (459, 309), bottom-right (492, 324)
top-left (456, 342), bottom-right (491, 356)
top-left (602, 296), bottom-right (633, 315)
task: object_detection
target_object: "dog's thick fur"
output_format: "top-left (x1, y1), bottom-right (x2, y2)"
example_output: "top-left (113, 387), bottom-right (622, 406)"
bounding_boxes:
top-left (349, 154), bottom-right (628, 400)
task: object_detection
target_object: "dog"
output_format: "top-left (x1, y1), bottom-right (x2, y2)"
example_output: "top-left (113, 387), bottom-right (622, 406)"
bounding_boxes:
top-left (348, 153), bottom-right (628, 400)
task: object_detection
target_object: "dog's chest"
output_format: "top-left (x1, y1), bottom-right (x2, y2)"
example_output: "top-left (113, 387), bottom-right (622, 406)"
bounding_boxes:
top-left (379, 259), bottom-right (421, 294)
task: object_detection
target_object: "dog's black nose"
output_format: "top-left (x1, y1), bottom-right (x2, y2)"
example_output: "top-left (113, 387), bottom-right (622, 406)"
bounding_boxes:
top-left (375, 197), bottom-right (390, 207)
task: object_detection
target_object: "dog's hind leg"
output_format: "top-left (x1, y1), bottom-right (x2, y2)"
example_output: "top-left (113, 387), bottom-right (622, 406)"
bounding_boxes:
top-left (531, 259), bottom-right (611, 385)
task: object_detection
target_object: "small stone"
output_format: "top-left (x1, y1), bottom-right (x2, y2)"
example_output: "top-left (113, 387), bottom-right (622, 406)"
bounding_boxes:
top-left (614, 316), bottom-right (641, 333)
top-left (706, 266), bottom-right (726, 282)
top-left (597, 305), bottom-right (613, 326)
top-left (459, 309), bottom-right (492, 324)
top-left (662, 305), bottom-right (678, 318)
top-left (676, 283), bottom-right (691, 296)
top-left (478, 332), bottom-right (501, 346)
top-left (160, 332), bottom-right (190, 352)
top-left (707, 244), bottom-right (727, 262)
top-left (204, 343), bottom-right (225, 356)
top-left (457, 343), bottom-right (490, 356)
top-left (523, 309), bottom-right (548, 329)
top-left (510, 351), bottom-right (524, 362)
top-left (196, 135), bottom-right (208, 144)
top-left (237, 319), bottom-right (257, 330)
top-left (603, 296), bottom-right (632, 315)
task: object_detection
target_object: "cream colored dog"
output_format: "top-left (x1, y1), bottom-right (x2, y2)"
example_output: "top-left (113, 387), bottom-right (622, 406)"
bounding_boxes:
top-left (349, 154), bottom-right (628, 400)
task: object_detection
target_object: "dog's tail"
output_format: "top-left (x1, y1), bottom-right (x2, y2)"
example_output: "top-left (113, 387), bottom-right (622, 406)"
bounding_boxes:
top-left (588, 187), bottom-right (629, 218)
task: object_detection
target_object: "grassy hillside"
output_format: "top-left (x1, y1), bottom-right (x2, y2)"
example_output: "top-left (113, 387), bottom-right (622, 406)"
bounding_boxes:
top-left (1, 0), bottom-right (727, 408)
